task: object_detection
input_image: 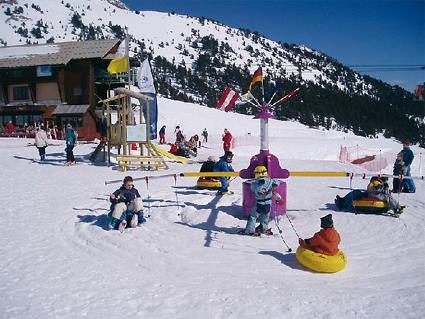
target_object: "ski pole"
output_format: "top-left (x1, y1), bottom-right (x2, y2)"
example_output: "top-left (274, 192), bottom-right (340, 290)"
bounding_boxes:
top-left (274, 215), bottom-right (292, 252)
top-left (173, 174), bottom-right (181, 216)
top-left (145, 176), bottom-right (151, 218)
top-left (285, 214), bottom-right (300, 239)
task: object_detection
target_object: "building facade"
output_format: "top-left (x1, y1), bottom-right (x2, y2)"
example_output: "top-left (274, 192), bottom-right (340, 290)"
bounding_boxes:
top-left (0, 39), bottom-right (122, 140)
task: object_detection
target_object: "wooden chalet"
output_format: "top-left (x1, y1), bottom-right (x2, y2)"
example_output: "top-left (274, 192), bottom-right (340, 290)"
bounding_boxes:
top-left (0, 39), bottom-right (125, 140)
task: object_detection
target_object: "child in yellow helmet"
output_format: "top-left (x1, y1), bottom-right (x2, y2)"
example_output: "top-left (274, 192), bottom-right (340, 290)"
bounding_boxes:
top-left (244, 166), bottom-right (282, 236)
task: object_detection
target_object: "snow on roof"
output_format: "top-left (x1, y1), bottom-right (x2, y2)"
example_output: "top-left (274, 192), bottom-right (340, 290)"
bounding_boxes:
top-left (0, 39), bottom-right (121, 68)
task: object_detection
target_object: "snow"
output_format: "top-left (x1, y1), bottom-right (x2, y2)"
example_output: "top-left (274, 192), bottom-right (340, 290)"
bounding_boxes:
top-left (0, 43), bottom-right (60, 58)
top-left (1, 96), bottom-right (424, 318)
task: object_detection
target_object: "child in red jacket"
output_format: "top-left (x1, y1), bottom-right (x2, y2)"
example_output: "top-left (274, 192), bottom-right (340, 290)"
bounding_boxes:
top-left (299, 214), bottom-right (341, 256)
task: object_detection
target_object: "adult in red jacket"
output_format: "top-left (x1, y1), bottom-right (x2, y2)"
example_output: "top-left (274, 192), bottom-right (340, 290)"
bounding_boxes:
top-left (299, 214), bottom-right (341, 256)
top-left (6, 121), bottom-right (15, 135)
top-left (222, 128), bottom-right (232, 152)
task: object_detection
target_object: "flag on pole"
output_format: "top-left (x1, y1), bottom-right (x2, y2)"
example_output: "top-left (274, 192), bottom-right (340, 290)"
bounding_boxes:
top-left (273, 88), bottom-right (300, 106)
top-left (107, 56), bottom-right (128, 74)
top-left (137, 59), bottom-right (156, 94)
top-left (216, 87), bottom-right (239, 112)
top-left (415, 84), bottom-right (423, 100)
top-left (248, 67), bottom-right (263, 91)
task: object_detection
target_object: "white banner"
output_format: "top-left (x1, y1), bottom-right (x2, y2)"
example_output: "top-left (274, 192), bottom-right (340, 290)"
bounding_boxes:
top-left (137, 59), bottom-right (156, 93)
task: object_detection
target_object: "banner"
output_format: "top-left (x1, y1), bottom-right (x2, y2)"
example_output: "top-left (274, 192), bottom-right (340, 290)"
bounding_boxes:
top-left (107, 56), bottom-right (128, 74)
top-left (139, 93), bottom-right (158, 140)
top-left (137, 59), bottom-right (156, 93)
top-left (216, 87), bottom-right (239, 112)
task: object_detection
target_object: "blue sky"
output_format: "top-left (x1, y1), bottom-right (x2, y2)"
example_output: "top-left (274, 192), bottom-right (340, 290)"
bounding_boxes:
top-left (125, 0), bottom-right (425, 92)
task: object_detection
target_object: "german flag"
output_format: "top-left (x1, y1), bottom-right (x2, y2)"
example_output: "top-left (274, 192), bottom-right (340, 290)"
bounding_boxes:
top-left (248, 67), bottom-right (263, 91)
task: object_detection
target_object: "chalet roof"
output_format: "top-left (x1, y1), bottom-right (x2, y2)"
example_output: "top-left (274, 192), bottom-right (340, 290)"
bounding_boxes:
top-left (52, 104), bottom-right (90, 115)
top-left (0, 39), bottom-right (121, 69)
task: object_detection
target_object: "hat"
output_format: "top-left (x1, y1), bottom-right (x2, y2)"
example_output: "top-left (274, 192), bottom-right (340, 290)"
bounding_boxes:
top-left (320, 214), bottom-right (333, 228)
top-left (207, 155), bottom-right (217, 162)
top-left (224, 151), bottom-right (233, 158)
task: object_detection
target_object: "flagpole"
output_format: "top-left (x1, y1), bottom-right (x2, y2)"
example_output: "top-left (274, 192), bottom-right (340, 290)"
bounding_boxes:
top-left (260, 67), bottom-right (265, 104)
top-left (125, 27), bottom-right (130, 89)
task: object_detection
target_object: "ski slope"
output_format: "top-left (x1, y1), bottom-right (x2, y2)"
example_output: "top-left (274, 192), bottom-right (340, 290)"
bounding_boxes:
top-left (0, 96), bottom-right (424, 319)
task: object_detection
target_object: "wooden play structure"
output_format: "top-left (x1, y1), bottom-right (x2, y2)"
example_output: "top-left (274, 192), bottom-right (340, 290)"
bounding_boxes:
top-left (95, 87), bottom-right (168, 171)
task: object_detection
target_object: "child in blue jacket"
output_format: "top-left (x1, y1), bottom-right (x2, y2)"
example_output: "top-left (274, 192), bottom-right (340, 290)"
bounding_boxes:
top-left (109, 176), bottom-right (146, 232)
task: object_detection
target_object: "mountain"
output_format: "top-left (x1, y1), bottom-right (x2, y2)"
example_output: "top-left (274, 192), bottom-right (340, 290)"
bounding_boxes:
top-left (1, 0), bottom-right (423, 145)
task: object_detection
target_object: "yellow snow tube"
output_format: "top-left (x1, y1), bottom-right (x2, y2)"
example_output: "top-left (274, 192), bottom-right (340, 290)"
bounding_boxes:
top-left (296, 246), bottom-right (347, 273)
top-left (353, 197), bottom-right (389, 213)
top-left (196, 177), bottom-right (222, 189)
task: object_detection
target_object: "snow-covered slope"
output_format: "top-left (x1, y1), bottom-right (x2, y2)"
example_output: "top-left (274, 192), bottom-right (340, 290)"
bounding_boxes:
top-left (0, 0), bottom-right (371, 95)
top-left (1, 97), bottom-right (424, 318)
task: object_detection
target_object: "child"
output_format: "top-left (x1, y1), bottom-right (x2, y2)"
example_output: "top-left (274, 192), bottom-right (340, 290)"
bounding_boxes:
top-left (367, 176), bottom-right (404, 215)
top-left (213, 151), bottom-right (235, 195)
top-left (244, 165), bottom-right (282, 236)
top-left (299, 214), bottom-right (341, 256)
top-left (109, 176), bottom-right (146, 232)
top-left (392, 151), bottom-right (406, 192)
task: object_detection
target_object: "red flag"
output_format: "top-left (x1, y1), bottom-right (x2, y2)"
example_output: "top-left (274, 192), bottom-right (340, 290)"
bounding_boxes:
top-left (273, 88), bottom-right (300, 106)
top-left (216, 87), bottom-right (239, 112)
top-left (415, 84), bottom-right (423, 99)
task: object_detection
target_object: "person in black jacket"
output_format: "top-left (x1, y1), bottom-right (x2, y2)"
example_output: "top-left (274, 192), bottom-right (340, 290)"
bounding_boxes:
top-left (109, 176), bottom-right (146, 232)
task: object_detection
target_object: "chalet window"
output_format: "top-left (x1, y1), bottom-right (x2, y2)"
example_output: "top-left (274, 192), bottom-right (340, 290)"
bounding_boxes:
top-left (61, 116), bottom-right (83, 128)
top-left (73, 87), bottom-right (83, 96)
top-left (13, 86), bottom-right (30, 100)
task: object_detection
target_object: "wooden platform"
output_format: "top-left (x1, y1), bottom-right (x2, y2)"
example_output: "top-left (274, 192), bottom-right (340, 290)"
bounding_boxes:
top-left (116, 154), bottom-right (168, 172)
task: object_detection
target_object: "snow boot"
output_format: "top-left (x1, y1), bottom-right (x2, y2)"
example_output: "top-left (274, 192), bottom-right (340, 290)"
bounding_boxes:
top-left (334, 195), bottom-right (343, 210)
top-left (118, 220), bottom-right (127, 233)
top-left (130, 214), bottom-right (138, 228)
top-left (137, 211), bottom-right (147, 225)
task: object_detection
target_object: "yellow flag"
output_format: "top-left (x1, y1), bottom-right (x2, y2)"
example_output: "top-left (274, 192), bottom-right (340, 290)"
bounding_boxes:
top-left (107, 56), bottom-right (128, 74)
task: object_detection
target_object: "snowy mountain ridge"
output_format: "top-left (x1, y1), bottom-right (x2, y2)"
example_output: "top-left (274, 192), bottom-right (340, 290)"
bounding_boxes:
top-left (1, 0), bottom-right (374, 96)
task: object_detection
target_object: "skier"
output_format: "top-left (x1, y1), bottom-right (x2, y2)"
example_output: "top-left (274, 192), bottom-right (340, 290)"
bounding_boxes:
top-left (202, 128), bottom-right (208, 143)
top-left (34, 124), bottom-right (49, 161)
top-left (244, 165), bottom-right (282, 236)
top-left (213, 151), bottom-right (234, 195)
top-left (65, 124), bottom-right (77, 165)
top-left (109, 176), bottom-right (146, 233)
top-left (222, 128), bottom-right (232, 152)
top-left (400, 141), bottom-right (415, 193)
top-left (299, 214), bottom-right (341, 256)
top-left (159, 125), bottom-right (166, 144)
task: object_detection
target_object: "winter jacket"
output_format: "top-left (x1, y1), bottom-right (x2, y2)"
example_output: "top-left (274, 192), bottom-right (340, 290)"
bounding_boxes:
top-left (66, 128), bottom-right (76, 146)
top-left (402, 147), bottom-right (414, 166)
top-left (367, 178), bottom-right (389, 197)
top-left (213, 155), bottom-right (234, 173)
top-left (222, 131), bottom-right (232, 151)
top-left (35, 129), bottom-right (48, 147)
top-left (159, 126), bottom-right (166, 134)
top-left (200, 160), bottom-right (216, 172)
top-left (250, 177), bottom-right (280, 205)
top-left (175, 129), bottom-right (185, 144)
top-left (110, 185), bottom-right (141, 206)
top-left (300, 227), bottom-right (341, 256)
